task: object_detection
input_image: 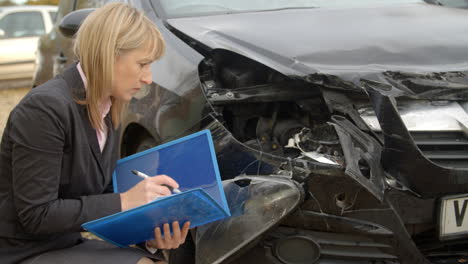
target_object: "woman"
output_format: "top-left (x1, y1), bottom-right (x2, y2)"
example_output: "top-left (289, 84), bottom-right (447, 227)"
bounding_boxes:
top-left (0, 3), bottom-right (189, 264)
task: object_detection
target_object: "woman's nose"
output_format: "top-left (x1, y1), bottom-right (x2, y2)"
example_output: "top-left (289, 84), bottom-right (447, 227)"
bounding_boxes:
top-left (141, 70), bottom-right (152, 85)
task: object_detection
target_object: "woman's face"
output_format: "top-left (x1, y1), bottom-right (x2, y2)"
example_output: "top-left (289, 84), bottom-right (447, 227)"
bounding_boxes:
top-left (111, 46), bottom-right (154, 101)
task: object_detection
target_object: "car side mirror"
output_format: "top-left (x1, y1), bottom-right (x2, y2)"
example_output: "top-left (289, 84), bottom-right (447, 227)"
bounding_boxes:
top-left (59, 8), bottom-right (95, 38)
top-left (0, 29), bottom-right (5, 38)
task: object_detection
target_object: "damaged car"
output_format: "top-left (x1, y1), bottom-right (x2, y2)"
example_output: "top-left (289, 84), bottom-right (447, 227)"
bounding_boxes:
top-left (35, 0), bottom-right (468, 263)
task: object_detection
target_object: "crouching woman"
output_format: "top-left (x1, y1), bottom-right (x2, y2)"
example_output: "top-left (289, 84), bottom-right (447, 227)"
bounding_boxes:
top-left (0, 3), bottom-right (189, 264)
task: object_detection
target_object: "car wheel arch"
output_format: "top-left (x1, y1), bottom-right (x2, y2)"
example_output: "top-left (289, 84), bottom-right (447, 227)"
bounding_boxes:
top-left (120, 123), bottom-right (158, 158)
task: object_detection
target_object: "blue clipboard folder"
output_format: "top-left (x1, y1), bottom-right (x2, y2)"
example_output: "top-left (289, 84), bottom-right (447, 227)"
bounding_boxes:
top-left (82, 130), bottom-right (230, 247)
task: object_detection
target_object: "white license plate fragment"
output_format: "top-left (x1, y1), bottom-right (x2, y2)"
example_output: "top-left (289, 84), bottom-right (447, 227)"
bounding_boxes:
top-left (440, 194), bottom-right (468, 239)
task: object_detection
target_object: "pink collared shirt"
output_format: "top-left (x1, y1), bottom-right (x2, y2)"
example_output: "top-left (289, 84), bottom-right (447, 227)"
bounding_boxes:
top-left (77, 63), bottom-right (112, 152)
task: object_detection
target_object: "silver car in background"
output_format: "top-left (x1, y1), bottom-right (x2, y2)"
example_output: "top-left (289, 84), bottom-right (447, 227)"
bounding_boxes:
top-left (0, 5), bottom-right (57, 81)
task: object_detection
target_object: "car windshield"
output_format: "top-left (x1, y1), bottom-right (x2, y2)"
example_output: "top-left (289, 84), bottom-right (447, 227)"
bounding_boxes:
top-left (158, 0), bottom-right (424, 18)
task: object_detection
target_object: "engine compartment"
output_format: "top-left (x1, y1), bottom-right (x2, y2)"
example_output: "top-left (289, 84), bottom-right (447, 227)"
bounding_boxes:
top-left (198, 50), bottom-right (347, 168)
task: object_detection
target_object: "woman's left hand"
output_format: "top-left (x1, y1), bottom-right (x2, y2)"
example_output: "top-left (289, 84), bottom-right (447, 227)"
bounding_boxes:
top-left (146, 221), bottom-right (191, 250)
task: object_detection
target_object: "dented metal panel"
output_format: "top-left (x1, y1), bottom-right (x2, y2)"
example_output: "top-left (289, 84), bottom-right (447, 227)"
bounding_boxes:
top-left (166, 4), bottom-right (468, 77)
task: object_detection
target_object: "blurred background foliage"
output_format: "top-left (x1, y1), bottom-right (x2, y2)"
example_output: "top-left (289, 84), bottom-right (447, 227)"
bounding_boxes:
top-left (0, 0), bottom-right (59, 6)
top-left (0, 0), bottom-right (17, 6)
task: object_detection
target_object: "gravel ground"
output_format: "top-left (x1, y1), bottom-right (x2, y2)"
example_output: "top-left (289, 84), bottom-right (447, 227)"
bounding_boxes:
top-left (0, 86), bottom-right (31, 139)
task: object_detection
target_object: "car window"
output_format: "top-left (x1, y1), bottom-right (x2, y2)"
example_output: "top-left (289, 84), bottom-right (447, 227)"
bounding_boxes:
top-left (0, 11), bottom-right (45, 38)
top-left (158, 0), bottom-right (424, 18)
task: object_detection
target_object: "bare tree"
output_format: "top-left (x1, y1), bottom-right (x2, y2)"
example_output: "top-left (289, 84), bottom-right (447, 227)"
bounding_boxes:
top-left (0, 0), bottom-right (17, 7)
top-left (25, 0), bottom-right (59, 5)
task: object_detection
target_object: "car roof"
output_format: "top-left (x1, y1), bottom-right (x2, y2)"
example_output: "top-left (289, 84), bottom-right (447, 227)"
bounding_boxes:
top-left (0, 5), bottom-right (57, 13)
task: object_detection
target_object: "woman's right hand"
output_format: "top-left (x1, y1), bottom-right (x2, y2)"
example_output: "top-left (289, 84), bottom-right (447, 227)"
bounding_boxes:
top-left (120, 175), bottom-right (179, 211)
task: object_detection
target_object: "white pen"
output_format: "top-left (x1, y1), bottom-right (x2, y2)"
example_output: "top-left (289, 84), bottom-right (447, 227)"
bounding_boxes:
top-left (131, 170), bottom-right (181, 194)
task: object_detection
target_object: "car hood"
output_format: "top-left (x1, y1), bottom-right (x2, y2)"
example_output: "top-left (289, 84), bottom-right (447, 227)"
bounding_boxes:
top-left (167, 3), bottom-right (468, 99)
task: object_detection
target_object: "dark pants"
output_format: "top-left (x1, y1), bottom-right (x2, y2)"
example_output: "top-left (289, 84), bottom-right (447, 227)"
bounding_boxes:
top-left (19, 239), bottom-right (159, 264)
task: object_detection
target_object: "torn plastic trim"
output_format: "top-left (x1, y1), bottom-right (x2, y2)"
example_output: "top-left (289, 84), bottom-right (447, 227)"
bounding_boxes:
top-left (321, 89), bottom-right (382, 141)
top-left (194, 175), bottom-right (303, 264)
top-left (329, 115), bottom-right (387, 201)
top-left (366, 86), bottom-right (468, 198)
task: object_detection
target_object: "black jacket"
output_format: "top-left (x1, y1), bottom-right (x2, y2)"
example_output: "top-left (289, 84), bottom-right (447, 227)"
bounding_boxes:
top-left (0, 64), bottom-right (122, 263)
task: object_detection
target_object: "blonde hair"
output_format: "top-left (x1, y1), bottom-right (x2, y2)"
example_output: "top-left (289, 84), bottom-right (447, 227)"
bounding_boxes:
top-left (73, 2), bottom-right (165, 131)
